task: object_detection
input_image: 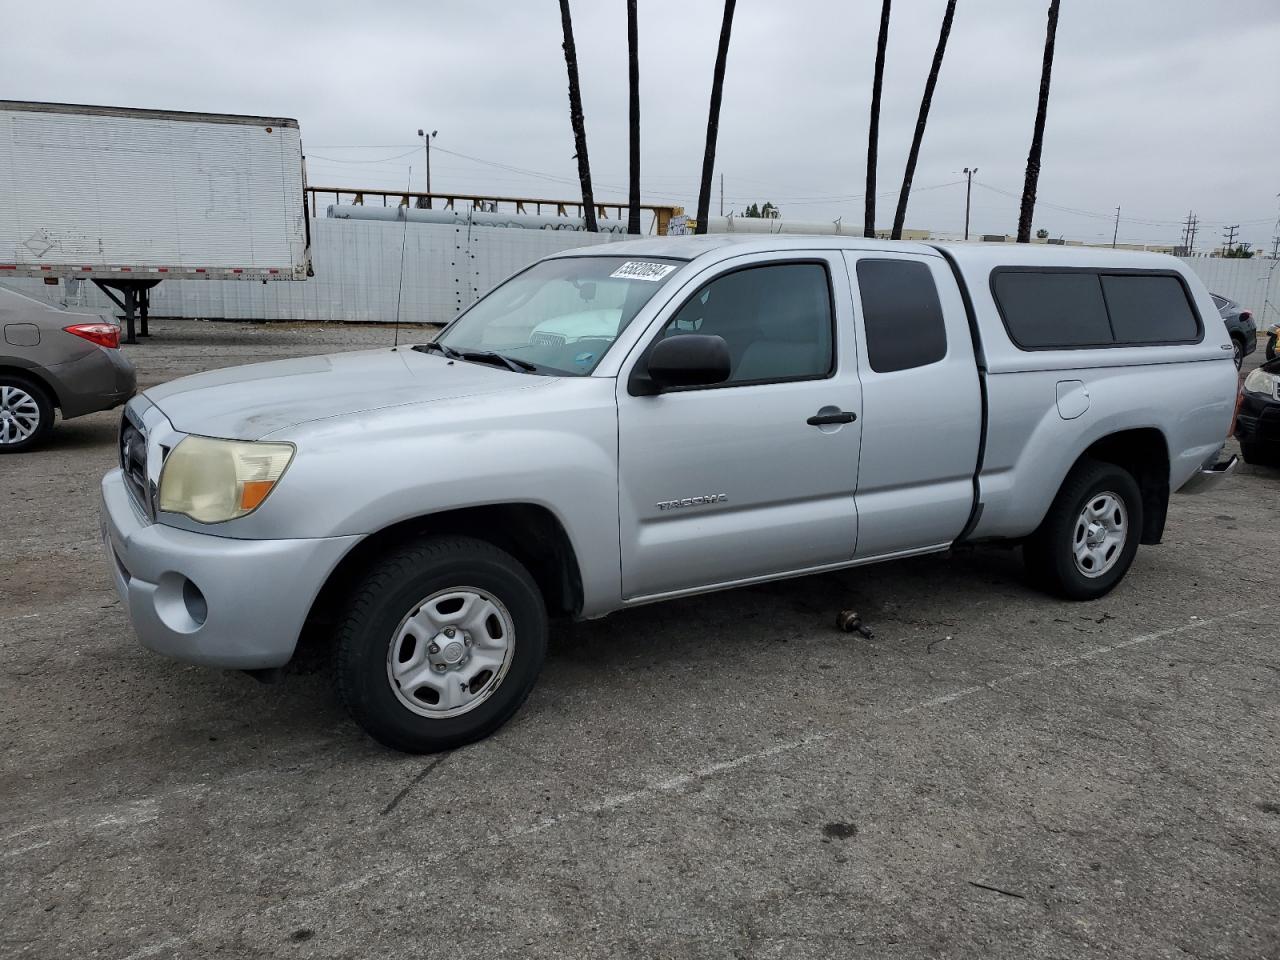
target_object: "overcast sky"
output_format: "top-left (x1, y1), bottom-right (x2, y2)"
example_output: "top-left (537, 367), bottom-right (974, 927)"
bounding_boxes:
top-left (5, 0), bottom-right (1278, 248)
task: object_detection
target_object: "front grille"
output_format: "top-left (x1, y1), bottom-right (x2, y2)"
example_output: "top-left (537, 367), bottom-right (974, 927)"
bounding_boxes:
top-left (119, 410), bottom-right (149, 513)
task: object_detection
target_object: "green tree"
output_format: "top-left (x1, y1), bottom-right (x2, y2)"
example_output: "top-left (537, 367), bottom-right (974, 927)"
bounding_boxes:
top-left (1036, 228), bottom-right (1049, 239)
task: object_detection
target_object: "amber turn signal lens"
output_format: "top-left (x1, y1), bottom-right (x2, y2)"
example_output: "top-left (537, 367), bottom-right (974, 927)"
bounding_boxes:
top-left (239, 480), bottom-right (276, 511)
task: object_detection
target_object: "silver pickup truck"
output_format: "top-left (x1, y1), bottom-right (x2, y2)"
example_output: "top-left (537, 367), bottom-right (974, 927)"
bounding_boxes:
top-left (100, 236), bottom-right (1238, 752)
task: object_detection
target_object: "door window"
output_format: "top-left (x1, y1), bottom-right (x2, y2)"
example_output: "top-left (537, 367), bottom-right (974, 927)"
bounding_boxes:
top-left (856, 259), bottom-right (948, 373)
top-left (659, 262), bottom-right (834, 385)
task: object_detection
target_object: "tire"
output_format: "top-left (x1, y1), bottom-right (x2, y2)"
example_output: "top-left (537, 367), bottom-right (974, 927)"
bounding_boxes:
top-left (1240, 442), bottom-right (1280, 467)
top-left (0, 374), bottom-right (54, 453)
top-left (335, 535), bottom-right (548, 753)
top-left (1024, 458), bottom-right (1143, 601)
top-left (1232, 336), bottom-right (1245, 369)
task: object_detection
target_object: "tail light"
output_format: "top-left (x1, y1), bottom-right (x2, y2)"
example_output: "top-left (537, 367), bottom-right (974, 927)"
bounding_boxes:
top-left (1241, 310), bottom-right (1253, 323)
top-left (1229, 382), bottom-right (1243, 438)
top-left (63, 323), bottom-right (121, 349)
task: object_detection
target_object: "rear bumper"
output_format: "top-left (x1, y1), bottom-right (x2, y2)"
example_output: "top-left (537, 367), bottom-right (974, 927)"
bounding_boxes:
top-left (50, 346), bottom-right (137, 419)
top-left (100, 468), bottom-right (359, 669)
top-left (1176, 453), bottom-right (1237, 494)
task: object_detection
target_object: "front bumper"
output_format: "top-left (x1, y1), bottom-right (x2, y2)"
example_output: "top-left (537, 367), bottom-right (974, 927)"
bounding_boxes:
top-left (100, 468), bottom-right (359, 669)
top-left (1235, 391), bottom-right (1280, 448)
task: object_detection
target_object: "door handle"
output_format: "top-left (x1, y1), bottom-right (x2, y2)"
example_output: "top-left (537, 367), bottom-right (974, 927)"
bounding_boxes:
top-left (807, 410), bottom-right (857, 426)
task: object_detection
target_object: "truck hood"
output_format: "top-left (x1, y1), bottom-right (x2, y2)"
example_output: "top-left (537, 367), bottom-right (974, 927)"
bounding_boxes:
top-left (144, 347), bottom-right (541, 440)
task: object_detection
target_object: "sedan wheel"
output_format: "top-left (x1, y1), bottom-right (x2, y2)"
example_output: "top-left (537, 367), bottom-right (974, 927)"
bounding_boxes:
top-left (0, 378), bottom-right (53, 453)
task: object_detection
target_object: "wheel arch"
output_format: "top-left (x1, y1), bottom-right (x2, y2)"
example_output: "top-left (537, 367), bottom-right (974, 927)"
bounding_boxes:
top-left (0, 363), bottom-right (61, 411)
top-left (1073, 427), bottom-right (1170, 545)
top-left (303, 502), bottom-right (585, 646)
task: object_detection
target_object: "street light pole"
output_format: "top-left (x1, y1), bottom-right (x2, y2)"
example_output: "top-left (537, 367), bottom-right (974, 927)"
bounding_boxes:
top-left (417, 128), bottom-right (437, 209)
top-left (963, 166), bottom-right (977, 241)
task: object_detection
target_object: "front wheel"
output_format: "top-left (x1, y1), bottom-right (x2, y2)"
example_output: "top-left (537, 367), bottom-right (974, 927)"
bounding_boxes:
top-left (1267, 333), bottom-right (1278, 362)
top-left (335, 536), bottom-right (548, 753)
top-left (1024, 458), bottom-right (1143, 601)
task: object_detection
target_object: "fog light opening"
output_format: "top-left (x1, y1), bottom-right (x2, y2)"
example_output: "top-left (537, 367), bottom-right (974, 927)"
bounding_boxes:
top-left (182, 578), bottom-right (208, 626)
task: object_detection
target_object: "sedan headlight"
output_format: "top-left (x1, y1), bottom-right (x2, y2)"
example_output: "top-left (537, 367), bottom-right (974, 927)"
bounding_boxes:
top-left (1243, 368), bottom-right (1280, 398)
top-left (158, 436), bottom-right (295, 523)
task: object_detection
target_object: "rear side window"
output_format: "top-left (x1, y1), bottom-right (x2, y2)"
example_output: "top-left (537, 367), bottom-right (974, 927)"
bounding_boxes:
top-left (992, 269), bottom-right (1202, 350)
top-left (991, 272), bottom-right (1112, 348)
top-left (1101, 275), bottom-right (1200, 343)
top-left (856, 259), bottom-right (947, 373)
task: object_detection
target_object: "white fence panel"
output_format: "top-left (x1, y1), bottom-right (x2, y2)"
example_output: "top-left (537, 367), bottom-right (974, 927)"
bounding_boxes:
top-left (1178, 256), bottom-right (1280, 324)
top-left (3, 217), bottom-right (618, 325)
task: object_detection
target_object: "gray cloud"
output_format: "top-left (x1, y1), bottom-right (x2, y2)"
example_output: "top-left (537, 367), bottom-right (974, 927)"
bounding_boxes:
top-left (4, 0), bottom-right (1278, 247)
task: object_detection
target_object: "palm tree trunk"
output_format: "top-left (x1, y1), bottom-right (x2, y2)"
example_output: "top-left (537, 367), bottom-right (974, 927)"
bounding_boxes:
top-left (891, 0), bottom-right (956, 240)
top-left (558, 0), bottom-right (597, 232)
top-left (864, 0), bottom-right (891, 238)
top-left (695, 0), bottom-right (737, 235)
top-left (627, 0), bottom-right (641, 235)
top-left (1017, 0), bottom-right (1061, 243)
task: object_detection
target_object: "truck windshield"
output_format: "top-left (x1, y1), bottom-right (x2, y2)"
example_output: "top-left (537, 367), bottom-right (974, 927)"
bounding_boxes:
top-left (433, 256), bottom-right (683, 375)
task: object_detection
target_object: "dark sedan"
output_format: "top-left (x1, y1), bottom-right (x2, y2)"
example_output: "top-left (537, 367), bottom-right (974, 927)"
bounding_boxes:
top-left (0, 285), bottom-right (136, 452)
top-left (1213, 293), bottom-right (1256, 369)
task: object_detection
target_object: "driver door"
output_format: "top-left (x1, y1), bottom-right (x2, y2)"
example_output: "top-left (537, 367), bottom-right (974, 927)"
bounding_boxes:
top-left (615, 252), bottom-right (862, 600)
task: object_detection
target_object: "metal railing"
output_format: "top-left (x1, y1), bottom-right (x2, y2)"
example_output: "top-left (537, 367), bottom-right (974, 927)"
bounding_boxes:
top-left (305, 186), bottom-right (682, 235)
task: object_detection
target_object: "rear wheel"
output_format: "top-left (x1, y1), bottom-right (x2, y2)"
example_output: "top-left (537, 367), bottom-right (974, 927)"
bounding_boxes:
top-left (1024, 458), bottom-right (1143, 600)
top-left (1232, 336), bottom-right (1245, 369)
top-left (0, 375), bottom-right (53, 453)
top-left (335, 536), bottom-right (548, 753)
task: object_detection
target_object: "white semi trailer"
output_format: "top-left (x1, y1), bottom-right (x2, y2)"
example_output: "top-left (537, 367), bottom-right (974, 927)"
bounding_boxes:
top-left (0, 101), bottom-right (310, 341)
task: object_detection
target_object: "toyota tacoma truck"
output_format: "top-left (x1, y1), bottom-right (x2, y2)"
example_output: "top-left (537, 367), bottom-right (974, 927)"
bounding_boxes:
top-left (100, 236), bottom-right (1238, 752)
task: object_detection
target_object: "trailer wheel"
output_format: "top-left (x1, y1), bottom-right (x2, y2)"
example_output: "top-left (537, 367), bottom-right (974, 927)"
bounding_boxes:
top-left (1024, 458), bottom-right (1143, 601)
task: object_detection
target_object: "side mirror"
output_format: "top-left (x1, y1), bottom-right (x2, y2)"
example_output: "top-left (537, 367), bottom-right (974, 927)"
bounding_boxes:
top-left (635, 334), bottom-right (731, 394)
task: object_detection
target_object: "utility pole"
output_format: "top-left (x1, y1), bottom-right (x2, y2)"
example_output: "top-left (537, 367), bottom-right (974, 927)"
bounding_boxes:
top-left (1112, 206), bottom-right (1120, 248)
top-left (720, 173), bottom-right (724, 217)
top-left (1189, 215), bottom-right (1198, 255)
top-left (962, 166), bottom-right (977, 241)
top-left (1181, 210), bottom-right (1194, 253)
top-left (1223, 224), bottom-right (1239, 256)
top-left (1270, 234), bottom-right (1279, 260)
top-left (417, 129), bottom-right (436, 209)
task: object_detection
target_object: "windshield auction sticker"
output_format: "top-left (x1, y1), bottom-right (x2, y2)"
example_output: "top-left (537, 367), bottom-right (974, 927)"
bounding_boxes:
top-left (610, 261), bottom-right (677, 282)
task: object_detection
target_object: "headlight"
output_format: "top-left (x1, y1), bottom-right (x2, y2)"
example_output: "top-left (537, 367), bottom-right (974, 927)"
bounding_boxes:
top-left (158, 436), bottom-right (295, 523)
top-left (1243, 368), bottom-right (1279, 398)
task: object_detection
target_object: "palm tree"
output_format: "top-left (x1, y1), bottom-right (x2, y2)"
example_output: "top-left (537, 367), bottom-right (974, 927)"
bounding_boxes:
top-left (627, 0), bottom-right (641, 234)
top-left (558, 0), bottom-right (597, 231)
top-left (695, 0), bottom-right (737, 235)
top-left (864, 0), bottom-right (892, 238)
top-left (1017, 0), bottom-right (1061, 243)
top-left (891, 0), bottom-right (957, 240)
